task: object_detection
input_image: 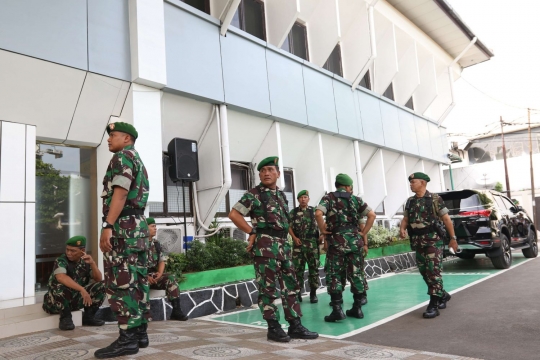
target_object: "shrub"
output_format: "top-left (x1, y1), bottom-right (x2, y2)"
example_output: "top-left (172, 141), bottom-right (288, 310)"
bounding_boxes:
top-left (367, 225), bottom-right (408, 248)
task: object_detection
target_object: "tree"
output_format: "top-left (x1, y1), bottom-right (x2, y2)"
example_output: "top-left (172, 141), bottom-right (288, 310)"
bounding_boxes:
top-left (494, 181), bottom-right (503, 192)
top-left (36, 158), bottom-right (70, 227)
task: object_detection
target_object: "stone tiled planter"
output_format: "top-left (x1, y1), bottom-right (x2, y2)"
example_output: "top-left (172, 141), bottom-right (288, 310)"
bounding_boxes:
top-left (95, 251), bottom-right (416, 322)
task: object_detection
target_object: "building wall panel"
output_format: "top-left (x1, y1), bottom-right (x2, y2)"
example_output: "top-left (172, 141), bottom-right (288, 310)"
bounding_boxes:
top-left (358, 91), bottom-right (385, 146)
top-left (303, 66), bottom-right (338, 133)
top-left (398, 109), bottom-right (419, 155)
top-left (333, 79), bottom-right (361, 139)
top-left (0, 203), bottom-right (25, 300)
top-left (414, 116), bottom-right (433, 158)
top-left (0, 0), bottom-right (87, 70)
top-left (379, 101), bottom-right (402, 151)
top-left (0, 122), bottom-right (27, 202)
top-left (164, 3), bottom-right (224, 102)
top-left (88, 0), bottom-right (131, 81)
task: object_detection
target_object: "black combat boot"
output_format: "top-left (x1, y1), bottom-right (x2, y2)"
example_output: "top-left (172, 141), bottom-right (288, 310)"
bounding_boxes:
top-left (59, 307), bottom-right (75, 331)
top-left (359, 291), bottom-right (368, 306)
top-left (298, 292), bottom-right (303, 302)
top-left (266, 319), bottom-right (290, 342)
top-left (324, 294), bottom-right (346, 322)
top-left (423, 295), bottom-right (441, 319)
top-left (94, 327), bottom-right (139, 358)
top-left (309, 289), bottom-right (318, 303)
top-left (170, 298), bottom-right (188, 321)
top-left (287, 317), bottom-right (319, 339)
top-left (82, 305), bottom-right (105, 327)
top-left (136, 323), bottom-right (149, 348)
top-left (438, 291), bottom-right (451, 309)
top-left (346, 294), bottom-right (364, 319)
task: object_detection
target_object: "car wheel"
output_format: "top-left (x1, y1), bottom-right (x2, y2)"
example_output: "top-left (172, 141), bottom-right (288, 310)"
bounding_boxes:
top-left (522, 228), bottom-right (538, 258)
top-left (491, 234), bottom-right (512, 269)
top-left (456, 252), bottom-right (475, 260)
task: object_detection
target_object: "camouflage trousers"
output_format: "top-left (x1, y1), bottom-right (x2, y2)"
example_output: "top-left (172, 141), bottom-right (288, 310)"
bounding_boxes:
top-left (103, 237), bottom-right (150, 330)
top-left (326, 246), bottom-right (365, 295)
top-left (292, 239), bottom-right (320, 292)
top-left (42, 281), bottom-right (105, 314)
top-left (415, 243), bottom-right (444, 297)
top-left (254, 256), bottom-right (302, 322)
top-left (149, 272), bottom-right (180, 301)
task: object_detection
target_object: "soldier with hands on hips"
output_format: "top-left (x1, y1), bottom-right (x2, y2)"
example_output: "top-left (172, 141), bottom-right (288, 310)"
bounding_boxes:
top-left (229, 156), bottom-right (318, 343)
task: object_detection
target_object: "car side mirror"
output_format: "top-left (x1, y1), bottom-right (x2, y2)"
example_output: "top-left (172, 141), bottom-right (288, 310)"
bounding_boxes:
top-left (516, 206), bottom-right (524, 212)
top-left (509, 206), bottom-right (522, 213)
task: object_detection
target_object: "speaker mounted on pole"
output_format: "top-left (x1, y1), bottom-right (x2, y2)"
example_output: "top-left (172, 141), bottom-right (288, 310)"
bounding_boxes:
top-left (167, 138), bottom-right (199, 182)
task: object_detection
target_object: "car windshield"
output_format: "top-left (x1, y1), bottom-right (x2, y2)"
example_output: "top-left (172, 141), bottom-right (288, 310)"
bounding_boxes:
top-left (438, 190), bottom-right (487, 215)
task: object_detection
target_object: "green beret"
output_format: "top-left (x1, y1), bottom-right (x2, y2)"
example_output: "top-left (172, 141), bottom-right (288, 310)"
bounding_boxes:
top-left (66, 236), bottom-right (86, 248)
top-left (257, 156), bottom-right (279, 171)
top-left (297, 190), bottom-right (309, 199)
top-left (335, 173), bottom-right (353, 186)
top-left (408, 172), bottom-right (430, 182)
top-left (146, 217), bottom-right (155, 225)
top-left (106, 122), bottom-right (138, 140)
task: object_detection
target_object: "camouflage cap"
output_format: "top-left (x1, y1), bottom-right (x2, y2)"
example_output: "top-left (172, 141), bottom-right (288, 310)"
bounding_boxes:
top-left (336, 173), bottom-right (353, 186)
top-left (146, 217), bottom-right (155, 225)
top-left (257, 156), bottom-right (279, 171)
top-left (297, 190), bottom-right (309, 199)
top-left (408, 172), bottom-right (430, 182)
top-left (66, 236), bottom-right (86, 248)
top-left (106, 121), bottom-right (138, 139)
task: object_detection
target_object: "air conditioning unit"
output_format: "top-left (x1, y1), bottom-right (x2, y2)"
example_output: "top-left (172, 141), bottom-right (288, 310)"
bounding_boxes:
top-left (156, 227), bottom-right (184, 254)
top-left (220, 225), bottom-right (248, 241)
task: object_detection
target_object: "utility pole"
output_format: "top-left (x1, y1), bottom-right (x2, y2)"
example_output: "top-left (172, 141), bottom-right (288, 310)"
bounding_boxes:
top-left (500, 116), bottom-right (511, 198)
top-left (528, 108), bottom-right (536, 228)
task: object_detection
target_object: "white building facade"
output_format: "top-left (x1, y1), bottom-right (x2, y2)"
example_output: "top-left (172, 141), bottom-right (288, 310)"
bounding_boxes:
top-left (0, 0), bottom-right (492, 303)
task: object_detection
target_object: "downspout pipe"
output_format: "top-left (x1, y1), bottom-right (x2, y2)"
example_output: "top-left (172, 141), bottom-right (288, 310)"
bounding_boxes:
top-left (351, 0), bottom-right (378, 90)
top-left (192, 104), bottom-right (232, 237)
top-left (438, 37), bottom-right (477, 126)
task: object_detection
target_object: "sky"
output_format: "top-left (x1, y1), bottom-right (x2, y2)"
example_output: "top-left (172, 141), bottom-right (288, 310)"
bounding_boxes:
top-left (443, 0), bottom-right (540, 146)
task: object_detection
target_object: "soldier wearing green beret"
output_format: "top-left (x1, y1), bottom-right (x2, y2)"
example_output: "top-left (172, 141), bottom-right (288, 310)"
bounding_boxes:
top-left (229, 156), bottom-right (318, 342)
top-left (42, 236), bottom-right (105, 330)
top-left (288, 190), bottom-right (321, 304)
top-left (96, 122), bottom-right (150, 358)
top-left (146, 218), bottom-right (188, 322)
top-left (400, 172), bottom-right (458, 319)
top-left (315, 173), bottom-right (376, 322)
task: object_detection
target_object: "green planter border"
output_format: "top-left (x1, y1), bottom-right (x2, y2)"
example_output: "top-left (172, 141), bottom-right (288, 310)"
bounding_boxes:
top-left (181, 241), bottom-right (410, 291)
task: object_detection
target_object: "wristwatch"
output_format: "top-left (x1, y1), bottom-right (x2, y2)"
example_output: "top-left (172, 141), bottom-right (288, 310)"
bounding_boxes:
top-left (248, 228), bottom-right (257, 236)
top-left (451, 235), bottom-right (457, 240)
top-left (102, 221), bottom-right (114, 229)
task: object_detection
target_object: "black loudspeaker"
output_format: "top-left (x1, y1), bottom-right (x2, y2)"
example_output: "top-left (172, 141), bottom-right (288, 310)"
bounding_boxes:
top-left (167, 138), bottom-right (199, 182)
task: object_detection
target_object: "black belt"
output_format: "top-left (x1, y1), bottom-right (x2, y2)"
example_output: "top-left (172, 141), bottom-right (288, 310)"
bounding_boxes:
top-left (332, 225), bottom-right (359, 234)
top-left (102, 208), bottom-right (145, 222)
top-left (409, 226), bottom-right (433, 236)
top-left (257, 228), bottom-right (287, 238)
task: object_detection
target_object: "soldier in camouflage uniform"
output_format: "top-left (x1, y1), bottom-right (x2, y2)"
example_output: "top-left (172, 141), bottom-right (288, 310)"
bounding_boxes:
top-left (289, 190), bottom-right (321, 304)
top-left (96, 122), bottom-right (150, 359)
top-left (146, 217), bottom-right (188, 321)
top-left (400, 172), bottom-right (458, 319)
top-left (42, 236), bottom-right (105, 330)
top-left (315, 174), bottom-right (376, 322)
top-left (229, 156), bottom-right (318, 343)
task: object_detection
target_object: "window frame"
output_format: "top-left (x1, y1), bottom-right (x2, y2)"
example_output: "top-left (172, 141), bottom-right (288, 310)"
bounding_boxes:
top-left (322, 44), bottom-right (343, 77)
top-left (215, 163), bottom-right (251, 217)
top-left (382, 82), bottom-right (395, 101)
top-left (149, 153), bottom-right (194, 217)
top-left (404, 96), bottom-right (414, 110)
top-left (282, 169), bottom-right (296, 209)
top-left (181, 0), bottom-right (210, 14)
top-left (358, 70), bottom-right (371, 90)
top-left (235, 0), bottom-right (267, 41)
top-left (284, 22), bottom-right (309, 61)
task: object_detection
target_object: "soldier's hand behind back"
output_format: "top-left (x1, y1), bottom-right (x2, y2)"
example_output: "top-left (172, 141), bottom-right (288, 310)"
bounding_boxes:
top-left (246, 234), bottom-right (256, 252)
top-left (399, 228), bottom-right (407, 239)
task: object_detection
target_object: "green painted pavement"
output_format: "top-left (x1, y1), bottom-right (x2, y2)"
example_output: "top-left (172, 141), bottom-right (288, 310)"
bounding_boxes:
top-left (209, 254), bottom-right (530, 338)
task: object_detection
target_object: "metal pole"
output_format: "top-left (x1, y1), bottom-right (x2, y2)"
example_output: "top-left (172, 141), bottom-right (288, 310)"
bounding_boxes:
top-left (182, 180), bottom-right (188, 251)
top-left (500, 116), bottom-right (511, 198)
top-left (449, 163), bottom-right (455, 190)
top-left (528, 108), bottom-right (536, 228)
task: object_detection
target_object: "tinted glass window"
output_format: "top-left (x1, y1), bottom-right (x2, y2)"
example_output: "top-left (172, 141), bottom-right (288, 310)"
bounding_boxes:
top-left (323, 44), bottom-right (343, 76)
top-left (243, 0), bottom-right (265, 40)
top-left (359, 70), bottom-right (371, 90)
top-left (290, 23), bottom-right (308, 60)
top-left (405, 96), bottom-right (414, 110)
top-left (382, 82), bottom-right (394, 100)
top-left (181, 0), bottom-right (209, 14)
top-left (440, 191), bottom-right (485, 215)
top-left (501, 196), bottom-right (517, 210)
top-left (283, 170), bottom-right (295, 208)
top-left (493, 195), bottom-right (507, 210)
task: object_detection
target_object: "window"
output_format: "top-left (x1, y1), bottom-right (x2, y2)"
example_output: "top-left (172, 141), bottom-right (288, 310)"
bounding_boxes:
top-left (375, 201), bottom-right (385, 215)
top-left (323, 44), bottom-right (343, 77)
top-left (148, 154), bottom-right (193, 217)
top-left (35, 144), bottom-right (95, 291)
top-left (281, 22), bottom-right (309, 60)
top-left (231, 0), bottom-right (266, 40)
top-left (382, 82), bottom-right (395, 101)
top-left (358, 70), bottom-right (371, 90)
top-left (283, 170), bottom-right (296, 209)
top-left (405, 96), bottom-right (414, 110)
top-left (501, 196), bottom-right (517, 210)
top-left (181, 0), bottom-right (210, 14)
top-left (217, 164), bottom-right (250, 216)
top-left (493, 195), bottom-right (507, 210)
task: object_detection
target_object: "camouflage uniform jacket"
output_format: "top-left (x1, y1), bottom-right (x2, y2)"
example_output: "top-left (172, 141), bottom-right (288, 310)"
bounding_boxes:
top-left (289, 206), bottom-right (318, 247)
top-left (47, 254), bottom-right (93, 289)
top-left (147, 238), bottom-right (168, 273)
top-left (404, 190), bottom-right (449, 246)
top-left (317, 189), bottom-right (372, 253)
top-left (101, 144), bottom-right (149, 239)
top-left (233, 183), bottom-right (291, 259)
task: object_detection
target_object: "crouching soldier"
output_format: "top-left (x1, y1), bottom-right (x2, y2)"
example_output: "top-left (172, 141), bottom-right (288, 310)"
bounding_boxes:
top-left (146, 218), bottom-right (188, 321)
top-left (42, 236), bottom-right (105, 330)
